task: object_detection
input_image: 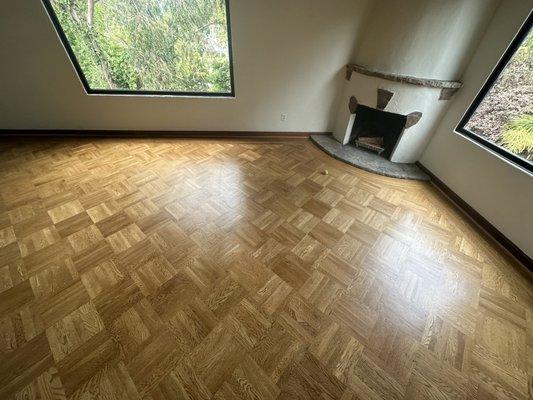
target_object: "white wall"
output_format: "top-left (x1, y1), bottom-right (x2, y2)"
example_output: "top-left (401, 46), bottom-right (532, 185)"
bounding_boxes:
top-left (420, 0), bottom-right (533, 258)
top-left (352, 0), bottom-right (499, 80)
top-left (0, 0), bottom-right (370, 132)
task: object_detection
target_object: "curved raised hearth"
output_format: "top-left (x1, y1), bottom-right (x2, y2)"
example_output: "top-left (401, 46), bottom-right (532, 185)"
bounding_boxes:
top-left (311, 134), bottom-right (429, 181)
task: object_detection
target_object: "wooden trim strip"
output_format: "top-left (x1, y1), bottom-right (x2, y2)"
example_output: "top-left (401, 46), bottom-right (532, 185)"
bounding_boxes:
top-left (346, 64), bottom-right (463, 89)
top-left (417, 162), bottom-right (533, 273)
top-left (0, 130), bottom-right (330, 139)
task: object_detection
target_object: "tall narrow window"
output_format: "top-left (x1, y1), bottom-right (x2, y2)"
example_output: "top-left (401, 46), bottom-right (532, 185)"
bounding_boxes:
top-left (42, 0), bottom-right (234, 96)
top-left (456, 12), bottom-right (532, 173)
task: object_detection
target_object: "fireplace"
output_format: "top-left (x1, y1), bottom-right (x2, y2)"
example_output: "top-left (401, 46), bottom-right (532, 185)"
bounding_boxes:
top-left (346, 93), bottom-right (423, 161)
top-left (311, 86), bottom-right (431, 180)
top-left (333, 64), bottom-right (461, 163)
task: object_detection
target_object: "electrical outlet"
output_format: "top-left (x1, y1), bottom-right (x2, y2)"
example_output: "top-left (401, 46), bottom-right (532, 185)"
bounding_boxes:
top-left (281, 113), bottom-right (287, 122)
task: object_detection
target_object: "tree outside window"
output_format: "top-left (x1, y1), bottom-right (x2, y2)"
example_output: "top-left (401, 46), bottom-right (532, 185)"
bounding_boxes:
top-left (43, 0), bottom-right (234, 96)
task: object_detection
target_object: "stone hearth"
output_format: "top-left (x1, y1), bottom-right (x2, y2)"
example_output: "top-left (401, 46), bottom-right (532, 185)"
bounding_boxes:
top-left (311, 134), bottom-right (429, 181)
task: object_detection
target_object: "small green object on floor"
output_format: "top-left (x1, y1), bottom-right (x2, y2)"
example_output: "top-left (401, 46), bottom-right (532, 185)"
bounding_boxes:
top-left (323, 170), bottom-right (329, 175)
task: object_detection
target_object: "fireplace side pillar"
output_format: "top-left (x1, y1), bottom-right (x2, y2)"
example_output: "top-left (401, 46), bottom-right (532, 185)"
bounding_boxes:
top-left (333, 86), bottom-right (358, 144)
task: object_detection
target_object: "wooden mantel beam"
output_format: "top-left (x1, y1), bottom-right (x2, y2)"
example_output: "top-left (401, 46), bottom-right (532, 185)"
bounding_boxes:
top-left (345, 64), bottom-right (462, 91)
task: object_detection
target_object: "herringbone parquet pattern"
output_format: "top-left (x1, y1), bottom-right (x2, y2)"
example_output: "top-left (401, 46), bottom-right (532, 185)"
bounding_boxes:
top-left (0, 138), bottom-right (531, 400)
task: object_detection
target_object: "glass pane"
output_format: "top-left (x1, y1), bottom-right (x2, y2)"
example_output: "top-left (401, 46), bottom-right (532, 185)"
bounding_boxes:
top-left (47, 0), bottom-right (232, 94)
top-left (465, 29), bottom-right (532, 163)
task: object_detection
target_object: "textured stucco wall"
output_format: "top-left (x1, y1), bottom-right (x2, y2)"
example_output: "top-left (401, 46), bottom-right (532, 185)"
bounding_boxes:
top-left (352, 0), bottom-right (500, 80)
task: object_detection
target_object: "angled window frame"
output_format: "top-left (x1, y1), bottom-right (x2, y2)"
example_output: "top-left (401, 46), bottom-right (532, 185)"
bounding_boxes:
top-left (40, 0), bottom-right (236, 97)
top-left (455, 11), bottom-right (532, 174)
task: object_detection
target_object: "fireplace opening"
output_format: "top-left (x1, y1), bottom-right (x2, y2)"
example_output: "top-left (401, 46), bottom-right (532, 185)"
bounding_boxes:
top-left (350, 104), bottom-right (407, 160)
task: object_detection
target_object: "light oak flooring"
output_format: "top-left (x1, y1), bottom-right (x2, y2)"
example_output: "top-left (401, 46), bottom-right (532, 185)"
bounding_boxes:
top-left (0, 138), bottom-right (531, 400)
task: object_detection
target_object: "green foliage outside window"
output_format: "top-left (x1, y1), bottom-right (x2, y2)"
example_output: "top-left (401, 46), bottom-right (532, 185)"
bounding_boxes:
top-left (465, 29), bottom-right (532, 162)
top-left (48, 0), bottom-right (232, 93)
top-left (502, 114), bottom-right (533, 160)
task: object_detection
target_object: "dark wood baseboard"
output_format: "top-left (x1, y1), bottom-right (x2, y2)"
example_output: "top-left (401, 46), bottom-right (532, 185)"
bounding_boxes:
top-left (0, 130), bottom-right (329, 139)
top-left (417, 162), bottom-right (532, 272)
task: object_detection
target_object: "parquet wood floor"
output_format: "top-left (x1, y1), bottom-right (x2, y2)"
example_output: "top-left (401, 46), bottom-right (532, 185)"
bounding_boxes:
top-left (0, 138), bottom-right (531, 400)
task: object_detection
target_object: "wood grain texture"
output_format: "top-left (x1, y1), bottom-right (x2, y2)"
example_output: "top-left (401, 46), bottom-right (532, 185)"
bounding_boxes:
top-left (0, 138), bottom-right (531, 399)
top-left (417, 161), bottom-right (532, 271)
